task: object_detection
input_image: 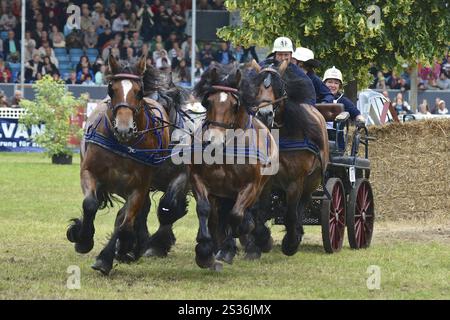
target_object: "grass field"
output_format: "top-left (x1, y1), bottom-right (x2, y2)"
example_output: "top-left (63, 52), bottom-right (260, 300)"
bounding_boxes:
top-left (0, 153), bottom-right (449, 300)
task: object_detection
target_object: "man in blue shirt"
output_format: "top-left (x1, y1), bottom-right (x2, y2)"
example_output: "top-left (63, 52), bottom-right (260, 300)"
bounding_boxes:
top-left (292, 47), bottom-right (334, 104)
top-left (214, 41), bottom-right (235, 65)
top-left (259, 37), bottom-right (316, 106)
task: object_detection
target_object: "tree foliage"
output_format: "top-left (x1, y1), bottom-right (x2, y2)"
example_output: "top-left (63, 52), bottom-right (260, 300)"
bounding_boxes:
top-left (219, 0), bottom-right (450, 86)
top-left (19, 75), bottom-right (87, 157)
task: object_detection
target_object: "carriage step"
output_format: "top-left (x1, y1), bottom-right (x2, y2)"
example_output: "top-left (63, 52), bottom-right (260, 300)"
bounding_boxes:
top-left (273, 216), bottom-right (285, 225)
top-left (303, 217), bottom-right (320, 225)
top-left (273, 216), bottom-right (320, 225)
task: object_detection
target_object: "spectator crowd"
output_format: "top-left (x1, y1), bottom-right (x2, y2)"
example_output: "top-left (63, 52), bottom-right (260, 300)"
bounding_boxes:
top-left (0, 0), bottom-right (260, 88)
top-left (0, 0), bottom-right (447, 113)
top-left (369, 48), bottom-right (450, 92)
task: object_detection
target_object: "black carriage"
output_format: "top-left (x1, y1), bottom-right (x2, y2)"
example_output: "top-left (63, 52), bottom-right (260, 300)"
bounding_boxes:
top-left (271, 103), bottom-right (375, 253)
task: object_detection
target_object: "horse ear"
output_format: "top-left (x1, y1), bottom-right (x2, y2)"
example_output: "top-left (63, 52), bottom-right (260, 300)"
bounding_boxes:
top-left (209, 65), bottom-right (218, 83)
top-left (279, 59), bottom-right (289, 76)
top-left (235, 69), bottom-right (242, 86)
top-left (108, 53), bottom-right (120, 74)
top-left (250, 59), bottom-right (261, 73)
top-left (136, 54), bottom-right (147, 75)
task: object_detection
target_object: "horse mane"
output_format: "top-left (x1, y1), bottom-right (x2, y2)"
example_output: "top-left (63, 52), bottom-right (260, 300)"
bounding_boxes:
top-left (194, 63), bottom-right (256, 113)
top-left (282, 67), bottom-right (325, 150)
top-left (194, 63), bottom-right (240, 97)
top-left (142, 65), bottom-right (164, 94)
top-left (105, 59), bottom-right (142, 82)
top-left (164, 85), bottom-right (191, 112)
top-left (239, 70), bottom-right (258, 114)
top-left (142, 65), bottom-right (189, 112)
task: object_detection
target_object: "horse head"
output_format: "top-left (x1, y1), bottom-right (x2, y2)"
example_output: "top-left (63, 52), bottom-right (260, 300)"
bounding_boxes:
top-left (249, 59), bottom-right (288, 128)
top-left (194, 63), bottom-right (243, 146)
top-left (107, 53), bottom-right (147, 143)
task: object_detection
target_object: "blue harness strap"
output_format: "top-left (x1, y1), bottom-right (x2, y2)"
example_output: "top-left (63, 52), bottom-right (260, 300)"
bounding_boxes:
top-left (187, 115), bottom-right (272, 165)
top-left (84, 110), bottom-right (171, 166)
top-left (189, 144), bottom-right (271, 165)
top-left (278, 137), bottom-right (320, 156)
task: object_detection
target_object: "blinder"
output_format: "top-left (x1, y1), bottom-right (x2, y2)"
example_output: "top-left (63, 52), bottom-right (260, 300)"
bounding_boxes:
top-left (258, 68), bottom-right (287, 109)
top-left (264, 73), bottom-right (272, 88)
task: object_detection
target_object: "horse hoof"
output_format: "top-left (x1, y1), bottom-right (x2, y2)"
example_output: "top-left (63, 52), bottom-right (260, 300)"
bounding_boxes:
top-left (66, 220), bottom-right (82, 243)
top-left (281, 236), bottom-right (299, 256)
top-left (143, 247), bottom-right (168, 258)
top-left (260, 236), bottom-right (274, 253)
top-left (116, 251), bottom-right (136, 263)
top-left (91, 259), bottom-right (112, 276)
top-left (74, 238), bottom-right (94, 254)
top-left (215, 250), bottom-right (234, 265)
top-left (209, 261), bottom-right (223, 272)
top-left (195, 255), bottom-right (215, 269)
top-left (244, 251), bottom-right (261, 260)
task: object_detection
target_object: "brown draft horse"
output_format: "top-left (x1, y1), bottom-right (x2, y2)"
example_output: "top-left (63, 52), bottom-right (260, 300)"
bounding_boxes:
top-left (66, 54), bottom-right (170, 275)
top-left (246, 59), bottom-right (329, 257)
top-left (190, 63), bottom-right (278, 270)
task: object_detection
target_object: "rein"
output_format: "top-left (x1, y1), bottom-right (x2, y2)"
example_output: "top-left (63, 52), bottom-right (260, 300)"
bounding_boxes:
top-left (253, 96), bottom-right (287, 112)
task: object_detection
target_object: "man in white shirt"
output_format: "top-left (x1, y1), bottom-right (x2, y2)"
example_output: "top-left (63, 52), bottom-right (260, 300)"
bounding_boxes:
top-left (112, 13), bottom-right (129, 33)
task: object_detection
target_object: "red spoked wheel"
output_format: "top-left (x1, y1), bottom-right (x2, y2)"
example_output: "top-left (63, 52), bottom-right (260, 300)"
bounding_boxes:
top-left (321, 178), bottom-right (346, 253)
top-left (347, 179), bottom-right (375, 249)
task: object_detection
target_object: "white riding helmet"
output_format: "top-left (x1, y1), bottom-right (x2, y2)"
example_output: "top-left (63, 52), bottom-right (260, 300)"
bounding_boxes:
top-left (292, 47), bottom-right (314, 62)
top-left (272, 37), bottom-right (294, 53)
top-left (292, 47), bottom-right (320, 67)
top-left (323, 66), bottom-right (343, 83)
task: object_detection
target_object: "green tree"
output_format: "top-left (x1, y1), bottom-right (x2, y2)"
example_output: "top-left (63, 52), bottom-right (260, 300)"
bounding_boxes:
top-left (219, 0), bottom-right (450, 99)
top-left (19, 75), bottom-right (87, 160)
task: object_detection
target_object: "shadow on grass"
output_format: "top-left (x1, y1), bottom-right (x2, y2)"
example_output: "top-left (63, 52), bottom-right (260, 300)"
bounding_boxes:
top-left (270, 243), bottom-right (326, 254)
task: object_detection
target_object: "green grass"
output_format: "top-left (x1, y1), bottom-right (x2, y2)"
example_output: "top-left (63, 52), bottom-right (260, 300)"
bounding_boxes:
top-left (0, 153), bottom-right (449, 299)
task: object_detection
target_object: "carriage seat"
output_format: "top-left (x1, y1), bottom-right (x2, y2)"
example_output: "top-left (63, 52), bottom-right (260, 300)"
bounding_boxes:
top-left (316, 103), bottom-right (349, 154)
top-left (315, 103), bottom-right (346, 122)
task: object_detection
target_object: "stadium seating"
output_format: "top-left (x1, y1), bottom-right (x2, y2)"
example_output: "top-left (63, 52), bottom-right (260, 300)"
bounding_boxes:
top-left (69, 48), bottom-right (84, 56)
top-left (0, 31), bottom-right (8, 41)
top-left (56, 55), bottom-right (70, 62)
top-left (54, 48), bottom-right (67, 56)
top-left (86, 48), bottom-right (99, 56)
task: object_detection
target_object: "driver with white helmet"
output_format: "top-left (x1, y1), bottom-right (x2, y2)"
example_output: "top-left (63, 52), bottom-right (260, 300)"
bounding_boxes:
top-left (292, 47), bottom-right (334, 104)
top-left (259, 36), bottom-right (316, 106)
top-left (323, 66), bottom-right (365, 126)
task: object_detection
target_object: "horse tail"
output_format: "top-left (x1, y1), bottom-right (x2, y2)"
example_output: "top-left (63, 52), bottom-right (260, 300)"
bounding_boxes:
top-left (97, 188), bottom-right (123, 210)
top-left (157, 172), bottom-right (190, 225)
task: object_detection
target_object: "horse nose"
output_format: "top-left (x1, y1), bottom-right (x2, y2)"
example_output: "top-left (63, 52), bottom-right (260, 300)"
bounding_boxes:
top-left (113, 120), bottom-right (135, 141)
top-left (257, 108), bottom-right (274, 127)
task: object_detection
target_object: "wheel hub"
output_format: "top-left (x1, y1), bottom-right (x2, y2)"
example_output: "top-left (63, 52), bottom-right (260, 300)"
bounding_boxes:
top-left (361, 210), bottom-right (366, 221)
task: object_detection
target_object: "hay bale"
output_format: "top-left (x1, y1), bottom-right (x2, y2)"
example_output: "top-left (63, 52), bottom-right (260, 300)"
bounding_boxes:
top-left (367, 119), bottom-right (450, 223)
